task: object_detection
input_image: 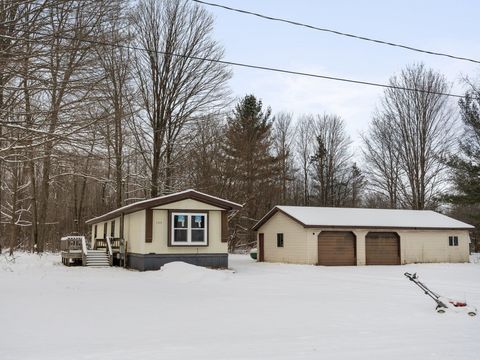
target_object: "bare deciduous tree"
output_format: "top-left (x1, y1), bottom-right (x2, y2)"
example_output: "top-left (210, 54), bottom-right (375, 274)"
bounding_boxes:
top-left (97, 2), bottom-right (133, 208)
top-left (364, 64), bottom-right (455, 209)
top-left (273, 112), bottom-right (295, 204)
top-left (34, 0), bottom-right (116, 250)
top-left (311, 114), bottom-right (352, 206)
top-left (362, 114), bottom-right (402, 208)
top-left (295, 115), bottom-right (314, 205)
top-left (131, 0), bottom-right (231, 196)
top-left (0, 0), bottom-right (56, 252)
top-left (183, 113), bottom-right (226, 194)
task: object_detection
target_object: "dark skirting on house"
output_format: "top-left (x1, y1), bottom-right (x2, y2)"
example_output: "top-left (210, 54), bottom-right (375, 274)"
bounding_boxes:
top-left (127, 253), bottom-right (228, 271)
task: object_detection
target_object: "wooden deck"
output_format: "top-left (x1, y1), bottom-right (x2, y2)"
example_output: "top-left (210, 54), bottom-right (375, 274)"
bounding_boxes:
top-left (60, 236), bottom-right (86, 266)
top-left (61, 236), bottom-right (127, 267)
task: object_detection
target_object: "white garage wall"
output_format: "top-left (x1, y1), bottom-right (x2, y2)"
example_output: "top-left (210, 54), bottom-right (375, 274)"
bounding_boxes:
top-left (257, 212), bottom-right (314, 264)
top-left (399, 230), bottom-right (470, 263)
top-left (258, 214), bottom-right (471, 265)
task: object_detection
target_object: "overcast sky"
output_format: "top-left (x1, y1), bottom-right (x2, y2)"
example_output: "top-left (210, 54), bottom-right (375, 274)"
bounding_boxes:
top-left (204, 0), bottom-right (480, 150)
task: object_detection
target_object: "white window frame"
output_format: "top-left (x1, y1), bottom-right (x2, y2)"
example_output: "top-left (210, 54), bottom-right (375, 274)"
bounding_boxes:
top-left (171, 212), bottom-right (208, 246)
top-left (448, 235), bottom-right (459, 247)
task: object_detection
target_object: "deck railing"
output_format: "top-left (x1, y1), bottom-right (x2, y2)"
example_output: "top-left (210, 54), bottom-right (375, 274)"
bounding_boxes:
top-left (60, 236), bottom-right (87, 266)
top-left (92, 237), bottom-right (126, 267)
top-left (81, 237), bottom-right (87, 266)
top-left (94, 238), bottom-right (122, 250)
top-left (60, 237), bottom-right (82, 251)
top-left (110, 238), bottom-right (122, 249)
top-left (94, 238), bottom-right (106, 249)
top-left (106, 236), bottom-right (113, 266)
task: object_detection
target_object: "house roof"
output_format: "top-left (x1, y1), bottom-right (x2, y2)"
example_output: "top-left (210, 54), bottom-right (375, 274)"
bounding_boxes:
top-left (86, 189), bottom-right (242, 225)
top-left (252, 206), bottom-right (474, 231)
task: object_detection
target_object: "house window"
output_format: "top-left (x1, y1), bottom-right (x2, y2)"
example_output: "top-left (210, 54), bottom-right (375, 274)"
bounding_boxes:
top-left (277, 233), bottom-right (284, 247)
top-left (94, 225), bottom-right (97, 239)
top-left (448, 236), bottom-right (458, 246)
top-left (110, 220), bottom-right (115, 238)
top-left (171, 212), bottom-right (207, 245)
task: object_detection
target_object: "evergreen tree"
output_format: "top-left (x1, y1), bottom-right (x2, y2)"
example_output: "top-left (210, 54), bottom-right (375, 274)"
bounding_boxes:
top-left (350, 163), bottom-right (366, 207)
top-left (446, 84), bottom-right (480, 251)
top-left (447, 88), bottom-right (480, 204)
top-left (223, 95), bottom-right (280, 249)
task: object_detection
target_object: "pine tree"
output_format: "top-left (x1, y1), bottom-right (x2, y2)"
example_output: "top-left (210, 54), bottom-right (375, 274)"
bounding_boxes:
top-left (447, 89), bottom-right (480, 204)
top-left (446, 85), bottom-right (480, 251)
top-left (223, 95), bottom-right (280, 249)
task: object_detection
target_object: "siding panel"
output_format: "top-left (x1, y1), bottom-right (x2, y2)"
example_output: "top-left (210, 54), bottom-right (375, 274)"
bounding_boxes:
top-left (256, 212), bottom-right (312, 264)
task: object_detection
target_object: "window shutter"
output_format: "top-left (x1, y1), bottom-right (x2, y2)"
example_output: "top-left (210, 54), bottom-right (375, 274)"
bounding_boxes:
top-left (221, 211), bottom-right (229, 243)
top-left (94, 225), bottom-right (97, 239)
top-left (103, 223), bottom-right (107, 239)
top-left (145, 209), bottom-right (153, 243)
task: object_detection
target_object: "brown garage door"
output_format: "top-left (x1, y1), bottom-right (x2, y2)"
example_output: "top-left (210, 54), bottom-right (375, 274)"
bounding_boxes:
top-left (318, 231), bottom-right (356, 266)
top-left (366, 232), bottom-right (400, 265)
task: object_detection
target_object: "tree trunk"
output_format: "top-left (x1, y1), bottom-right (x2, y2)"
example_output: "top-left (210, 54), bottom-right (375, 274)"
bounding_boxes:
top-left (9, 158), bottom-right (19, 256)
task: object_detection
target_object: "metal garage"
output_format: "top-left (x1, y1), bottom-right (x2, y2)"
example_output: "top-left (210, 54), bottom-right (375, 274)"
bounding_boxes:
top-left (365, 232), bottom-right (400, 265)
top-left (318, 231), bottom-right (356, 266)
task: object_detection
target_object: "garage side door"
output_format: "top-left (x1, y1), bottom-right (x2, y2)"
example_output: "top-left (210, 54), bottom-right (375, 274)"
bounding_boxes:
top-left (366, 232), bottom-right (400, 265)
top-left (318, 231), bottom-right (356, 266)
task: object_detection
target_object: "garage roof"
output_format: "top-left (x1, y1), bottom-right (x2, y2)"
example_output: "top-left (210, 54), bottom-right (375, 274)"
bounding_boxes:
top-left (252, 206), bottom-right (474, 231)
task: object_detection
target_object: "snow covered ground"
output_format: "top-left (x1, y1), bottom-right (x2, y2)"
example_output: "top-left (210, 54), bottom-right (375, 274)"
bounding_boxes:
top-left (1, 253), bottom-right (479, 360)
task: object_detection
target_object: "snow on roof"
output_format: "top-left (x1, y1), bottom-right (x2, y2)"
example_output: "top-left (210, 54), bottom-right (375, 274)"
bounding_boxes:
top-left (253, 206), bottom-right (474, 230)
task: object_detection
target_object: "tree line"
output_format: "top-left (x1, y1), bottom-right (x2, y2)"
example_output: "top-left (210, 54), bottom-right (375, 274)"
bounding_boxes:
top-left (0, 0), bottom-right (478, 254)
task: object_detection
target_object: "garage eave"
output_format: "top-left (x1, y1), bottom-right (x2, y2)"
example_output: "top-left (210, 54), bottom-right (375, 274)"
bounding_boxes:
top-left (252, 206), bottom-right (307, 231)
top-left (303, 225), bottom-right (474, 231)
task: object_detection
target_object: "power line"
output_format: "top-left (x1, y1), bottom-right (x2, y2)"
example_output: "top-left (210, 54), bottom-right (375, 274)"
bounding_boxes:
top-left (0, 30), bottom-right (466, 99)
top-left (192, 0), bottom-right (480, 66)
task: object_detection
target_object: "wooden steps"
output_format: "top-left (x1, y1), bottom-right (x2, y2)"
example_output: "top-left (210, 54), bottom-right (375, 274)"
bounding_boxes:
top-left (85, 250), bottom-right (110, 267)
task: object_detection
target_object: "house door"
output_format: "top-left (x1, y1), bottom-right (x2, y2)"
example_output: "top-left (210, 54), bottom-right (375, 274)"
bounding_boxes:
top-left (258, 233), bottom-right (264, 262)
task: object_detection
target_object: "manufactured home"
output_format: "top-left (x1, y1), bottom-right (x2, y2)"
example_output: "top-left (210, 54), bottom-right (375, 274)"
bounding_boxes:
top-left (85, 189), bottom-right (242, 271)
top-left (253, 206), bottom-right (473, 265)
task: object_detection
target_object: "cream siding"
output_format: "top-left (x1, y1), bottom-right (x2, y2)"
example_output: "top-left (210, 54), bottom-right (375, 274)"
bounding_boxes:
top-left (107, 217), bottom-right (121, 238)
top-left (91, 224), bottom-right (96, 240)
top-left (98, 222), bottom-right (103, 238)
top-left (256, 211), bottom-right (316, 264)
top-left (124, 210), bottom-right (145, 254)
top-left (90, 217), bottom-right (120, 248)
top-left (144, 208), bottom-right (226, 254)
top-left (148, 198), bottom-right (226, 254)
top-left (91, 225), bottom-right (95, 245)
top-left (354, 230), bottom-right (368, 265)
top-left (399, 230), bottom-right (470, 263)
top-left (258, 220), bottom-right (470, 265)
top-left (152, 199), bottom-right (223, 211)
top-left (87, 199), bottom-right (228, 255)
